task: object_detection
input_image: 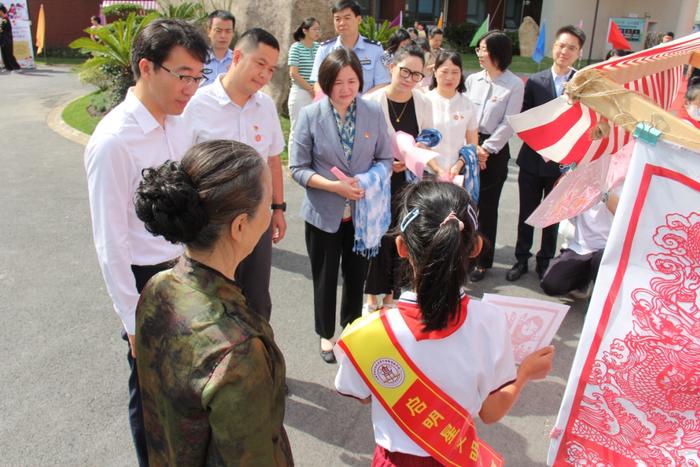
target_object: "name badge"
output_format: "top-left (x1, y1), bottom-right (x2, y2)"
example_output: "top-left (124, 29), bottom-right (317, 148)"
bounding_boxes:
top-left (360, 58), bottom-right (371, 66)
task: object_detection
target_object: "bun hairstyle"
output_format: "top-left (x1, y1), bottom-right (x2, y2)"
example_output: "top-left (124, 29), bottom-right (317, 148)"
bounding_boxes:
top-left (135, 140), bottom-right (266, 250)
top-left (396, 181), bottom-right (479, 331)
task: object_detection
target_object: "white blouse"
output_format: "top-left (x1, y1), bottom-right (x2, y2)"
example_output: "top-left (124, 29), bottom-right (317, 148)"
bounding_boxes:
top-left (425, 90), bottom-right (478, 171)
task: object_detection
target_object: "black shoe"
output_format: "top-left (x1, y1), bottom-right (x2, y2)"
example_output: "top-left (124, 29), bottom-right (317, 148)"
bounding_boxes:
top-left (320, 343), bottom-right (336, 364)
top-left (536, 262), bottom-right (549, 280)
top-left (469, 266), bottom-right (486, 282)
top-left (506, 262), bottom-right (528, 281)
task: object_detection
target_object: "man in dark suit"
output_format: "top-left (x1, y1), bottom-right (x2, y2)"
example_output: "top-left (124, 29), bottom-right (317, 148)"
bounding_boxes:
top-left (507, 25), bottom-right (586, 281)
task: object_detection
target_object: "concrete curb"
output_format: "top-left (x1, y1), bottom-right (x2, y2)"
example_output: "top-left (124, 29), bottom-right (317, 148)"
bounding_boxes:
top-left (46, 95), bottom-right (90, 147)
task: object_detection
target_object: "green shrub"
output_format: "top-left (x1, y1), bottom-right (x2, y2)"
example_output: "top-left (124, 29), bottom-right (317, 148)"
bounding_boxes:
top-left (443, 22), bottom-right (478, 52)
top-left (504, 30), bottom-right (520, 56)
top-left (70, 12), bottom-right (159, 111)
top-left (158, 0), bottom-right (207, 24)
top-left (359, 16), bottom-right (397, 48)
top-left (103, 3), bottom-right (153, 21)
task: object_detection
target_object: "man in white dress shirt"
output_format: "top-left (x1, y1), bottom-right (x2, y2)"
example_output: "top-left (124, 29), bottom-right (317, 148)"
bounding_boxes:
top-left (177, 28), bottom-right (286, 322)
top-left (83, 19), bottom-right (209, 467)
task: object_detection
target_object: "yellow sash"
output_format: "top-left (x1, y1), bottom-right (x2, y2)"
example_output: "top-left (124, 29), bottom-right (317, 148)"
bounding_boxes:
top-left (337, 310), bottom-right (504, 467)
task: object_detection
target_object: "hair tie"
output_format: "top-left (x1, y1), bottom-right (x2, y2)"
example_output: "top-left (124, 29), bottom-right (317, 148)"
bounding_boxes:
top-left (441, 211), bottom-right (464, 231)
top-left (466, 204), bottom-right (479, 231)
top-left (400, 207), bottom-right (420, 232)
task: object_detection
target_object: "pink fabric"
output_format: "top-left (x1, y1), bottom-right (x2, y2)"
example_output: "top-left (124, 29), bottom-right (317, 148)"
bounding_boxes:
top-left (371, 445), bottom-right (443, 467)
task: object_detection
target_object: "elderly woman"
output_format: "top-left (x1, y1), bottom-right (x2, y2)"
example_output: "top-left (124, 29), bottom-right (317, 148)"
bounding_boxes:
top-left (363, 44), bottom-right (433, 312)
top-left (290, 48), bottom-right (392, 363)
top-left (466, 31), bottom-right (524, 282)
top-left (133, 140), bottom-right (293, 465)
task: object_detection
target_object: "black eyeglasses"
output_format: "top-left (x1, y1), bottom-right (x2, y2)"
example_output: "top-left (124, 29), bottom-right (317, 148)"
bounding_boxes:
top-left (160, 64), bottom-right (211, 86)
top-left (399, 66), bottom-right (425, 82)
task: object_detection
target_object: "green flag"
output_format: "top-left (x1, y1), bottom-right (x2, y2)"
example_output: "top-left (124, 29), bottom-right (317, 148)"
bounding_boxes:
top-left (469, 14), bottom-right (490, 48)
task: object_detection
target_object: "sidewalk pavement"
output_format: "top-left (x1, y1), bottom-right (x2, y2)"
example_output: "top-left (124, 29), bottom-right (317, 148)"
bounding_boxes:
top-left (0, 65), bottom-right (588, 466)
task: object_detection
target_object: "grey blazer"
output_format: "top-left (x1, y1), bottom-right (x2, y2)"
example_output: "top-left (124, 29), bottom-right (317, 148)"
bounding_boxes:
top-left (290, 97), bottom-right (393, 233)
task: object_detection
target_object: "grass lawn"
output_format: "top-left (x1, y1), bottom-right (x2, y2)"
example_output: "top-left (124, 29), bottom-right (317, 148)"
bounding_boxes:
top-left (62, 90), bottom-right (111, 135)
top-left (279, 115), bottom-right (290, 164)
top-left (37, 56), bottom-right (87, 67)
top-left (461, 53), bottom-right (554, 74)
top-left (62, 89), bottom-right (293, 163)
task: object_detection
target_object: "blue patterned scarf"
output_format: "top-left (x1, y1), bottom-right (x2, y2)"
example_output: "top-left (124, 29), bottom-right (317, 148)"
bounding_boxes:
top-left (459, 144), bottom-right (480, 203)
top-left (353, 163), bottom-right (391, 258)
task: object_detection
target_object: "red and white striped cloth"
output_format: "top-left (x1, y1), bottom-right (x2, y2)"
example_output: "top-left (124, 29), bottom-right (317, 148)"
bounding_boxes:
top-left (508, 32), bottom-right (700, 166)
top-left (100, 0), bottom-right (158, 10)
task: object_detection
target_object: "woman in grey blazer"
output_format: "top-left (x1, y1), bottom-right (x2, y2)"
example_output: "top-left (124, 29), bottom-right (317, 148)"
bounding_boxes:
top-left (290, 48), bottom-right (392, 363)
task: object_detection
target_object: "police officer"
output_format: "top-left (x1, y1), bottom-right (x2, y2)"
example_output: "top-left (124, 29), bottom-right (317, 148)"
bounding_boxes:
top-left (310, 0), bottom-right (390, 94)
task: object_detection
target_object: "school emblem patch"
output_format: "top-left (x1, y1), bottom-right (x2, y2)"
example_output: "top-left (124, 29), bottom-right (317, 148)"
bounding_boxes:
top-left (371, 358), bottom-right (405, 388)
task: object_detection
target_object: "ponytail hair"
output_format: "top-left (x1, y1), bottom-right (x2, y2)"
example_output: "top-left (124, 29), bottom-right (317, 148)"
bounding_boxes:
top-left (135, 140), bottom-right (266, 250)
top-left (293, 17), bottom-right (317, 42)
top-left (396, 181), bottom-right (479, 331)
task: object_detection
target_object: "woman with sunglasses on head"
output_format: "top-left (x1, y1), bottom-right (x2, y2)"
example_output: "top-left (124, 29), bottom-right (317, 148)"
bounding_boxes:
top-left (426, 50), bottom-right (479, 178)
top-left (465, 31), bottom-right (524, 282)
top-left (362, 44), bottom-right (435, 314)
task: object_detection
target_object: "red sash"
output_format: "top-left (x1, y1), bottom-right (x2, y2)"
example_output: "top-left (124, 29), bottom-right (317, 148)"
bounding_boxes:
top-left (337, 310), bottom-right (504, 467)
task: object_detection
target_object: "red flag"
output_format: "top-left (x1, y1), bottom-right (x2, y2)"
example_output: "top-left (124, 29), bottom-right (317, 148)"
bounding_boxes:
top-left (607, 20), bottom-right (632, 50)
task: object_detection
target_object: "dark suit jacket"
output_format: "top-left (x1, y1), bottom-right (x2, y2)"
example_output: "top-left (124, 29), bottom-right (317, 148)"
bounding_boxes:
top-left (516, 68), bottom-right (575, 177)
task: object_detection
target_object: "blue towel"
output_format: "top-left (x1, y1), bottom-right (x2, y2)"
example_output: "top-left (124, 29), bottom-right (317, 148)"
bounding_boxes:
top-left (459, 144), bottom-right (480, 203)
top-left (415, 128), bottom-right (442, 148)
top-left (353, 163), bottom-right (391, 258)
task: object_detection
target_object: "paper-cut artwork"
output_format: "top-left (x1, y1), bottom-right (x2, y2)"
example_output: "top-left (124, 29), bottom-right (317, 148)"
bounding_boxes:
top-left (481, 294), bottom-right (569, 364)
top-left (548, 140), bottom-right (700, 466)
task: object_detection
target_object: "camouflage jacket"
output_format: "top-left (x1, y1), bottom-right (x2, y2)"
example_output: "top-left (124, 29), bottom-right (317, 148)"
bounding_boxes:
top-left (136, 256), bottom-right (293, 466)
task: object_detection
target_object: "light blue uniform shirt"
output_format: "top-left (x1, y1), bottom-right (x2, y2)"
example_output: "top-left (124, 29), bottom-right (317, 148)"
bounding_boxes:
top-left (310, 35), bottom-right (390, 94)
top-left (202, 49), bottom-right (233, 86)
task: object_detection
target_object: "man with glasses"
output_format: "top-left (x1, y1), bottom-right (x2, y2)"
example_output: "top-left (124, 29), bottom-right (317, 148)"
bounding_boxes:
top-left (506, 24), bottom-right (586, 282)
top-left (202, 10), bottom-right (235, 85)
top-left (177, 28), bottom-right (286, 322)
top-left (84, 18), bottom-right (209, 467)
top-left (310, 0), bottom-right (389, 94)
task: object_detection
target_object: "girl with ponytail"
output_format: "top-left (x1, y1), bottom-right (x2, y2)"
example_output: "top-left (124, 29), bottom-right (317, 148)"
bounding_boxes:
top-left (334, 181), bottom-right (554, 466)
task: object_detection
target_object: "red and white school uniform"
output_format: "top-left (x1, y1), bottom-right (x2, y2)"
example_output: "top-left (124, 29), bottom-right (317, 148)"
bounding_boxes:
top-left (334, 290), bottom-right (517, 458)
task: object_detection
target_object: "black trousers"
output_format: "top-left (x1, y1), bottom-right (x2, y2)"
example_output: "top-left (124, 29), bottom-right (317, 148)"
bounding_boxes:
top-left (514, 169), bottom-right (560, 266)
top-left (126, 261), bottom-right (174, 467)
top-left (364, 234), bottom-right (403, 298)
top-left (305, 221), bottom-right (368, 339)
top-left (0, 42), bottom-right (21, 71)
top-left (365, 171), bottom-right (407, 298)
top-left (475, 136), bottom-right (510, 269)
top-left (540, 248), bottom-right (603, 295)
top-left (235, 225), bottom-right (273, 321)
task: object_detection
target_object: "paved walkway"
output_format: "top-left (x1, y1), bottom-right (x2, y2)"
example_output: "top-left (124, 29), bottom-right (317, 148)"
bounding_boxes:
top-left (0, 65), bottom-right (587, 466)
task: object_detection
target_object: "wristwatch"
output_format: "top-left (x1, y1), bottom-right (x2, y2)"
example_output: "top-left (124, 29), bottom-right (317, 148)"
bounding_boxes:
top-left (271, 202), bottom-right (287, 212)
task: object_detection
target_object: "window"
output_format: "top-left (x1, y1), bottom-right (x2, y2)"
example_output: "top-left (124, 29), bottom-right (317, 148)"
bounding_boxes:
top-left (504, 0), bottom-right (524, 29)
top-left (406, 0), bottom-right (441, 23)
top-left (467, 0), bottom-right (487, 25)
